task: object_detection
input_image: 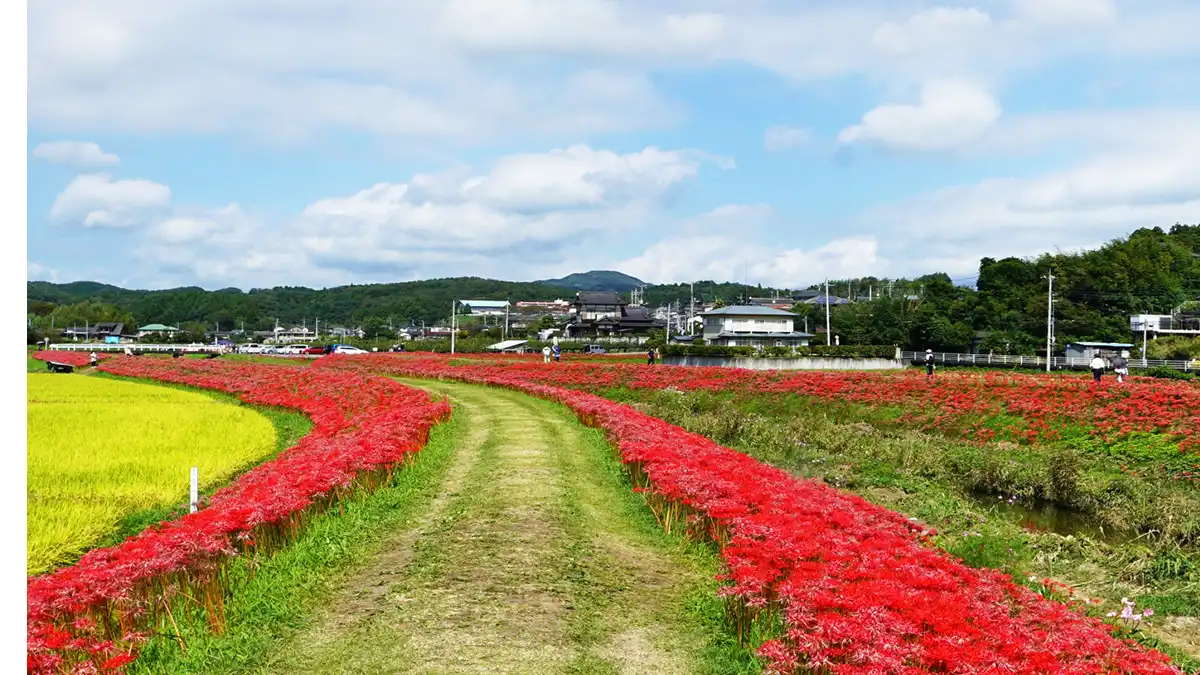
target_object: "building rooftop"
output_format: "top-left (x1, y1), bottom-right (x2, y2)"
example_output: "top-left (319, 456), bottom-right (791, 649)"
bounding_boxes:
top-left (702, 305), bottom-right (797, 317)
top-left (139, 323), bottom-right (179, 332)
top-left (487, 339), bottom-right (529, 350)
top-left (576, 291), bottom-right (625, 305)
top-left (803, 294), bottom-right (852, 305)
top-left (1068, 341), bottom-right (1135, 348)
top-left (461, 300), bottom-right (511, 309)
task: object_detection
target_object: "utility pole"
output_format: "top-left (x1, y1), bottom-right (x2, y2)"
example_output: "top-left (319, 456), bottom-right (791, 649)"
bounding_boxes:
top-left (1045, 270), bottom-right (1055, 372)
top-left (1142, 315), bottom-right (1149, 367)
top-left (315, 317), bottom-right (319, 339)
top-left (689, 282), bottom-right (695, 336)
top-left (450, 300), bottom-right (457, 354)
top-left (824, 280), bottom-right (832, 346)
top-left (504, 303), bottom-right (510, 340)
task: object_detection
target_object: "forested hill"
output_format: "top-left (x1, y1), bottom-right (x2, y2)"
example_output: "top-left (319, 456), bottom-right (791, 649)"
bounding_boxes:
top-left (26, 277), bottom-right (576, 330)
top-left (536, 270), bottom-right (644, 292)
top-left (817, 224), bottom-right (1200, 352)
top-left (27, 224), bottom-right (1200, 352)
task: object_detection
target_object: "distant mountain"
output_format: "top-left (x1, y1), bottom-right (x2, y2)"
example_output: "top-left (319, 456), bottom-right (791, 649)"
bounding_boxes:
top-left (537, 270), bottom-right (645, 292)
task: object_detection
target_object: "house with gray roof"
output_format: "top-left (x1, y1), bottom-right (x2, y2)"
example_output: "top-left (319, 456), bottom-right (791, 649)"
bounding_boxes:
top-left (700, 305), bottom-right (814, 348)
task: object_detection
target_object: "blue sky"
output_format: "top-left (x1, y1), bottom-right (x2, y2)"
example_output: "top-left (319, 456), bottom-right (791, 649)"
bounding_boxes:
top-left (25, 0), bottom-right (1200, 291)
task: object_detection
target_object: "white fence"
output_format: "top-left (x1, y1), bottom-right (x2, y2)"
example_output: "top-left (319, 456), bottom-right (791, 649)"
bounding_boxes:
top-left (46, 343), bottom-right (228, 354)
top-left (901, 351), bottom-right (1199, 372)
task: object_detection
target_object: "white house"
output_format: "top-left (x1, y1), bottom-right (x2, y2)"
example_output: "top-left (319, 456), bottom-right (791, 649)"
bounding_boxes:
top-left (700, 306), bottom-right (814, 348)
top-left (273, 326), bottom-right (315, 343)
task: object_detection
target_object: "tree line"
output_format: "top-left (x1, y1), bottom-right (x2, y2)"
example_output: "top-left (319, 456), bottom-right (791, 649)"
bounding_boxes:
top-left (27, 224), bottom-right (1200, 354)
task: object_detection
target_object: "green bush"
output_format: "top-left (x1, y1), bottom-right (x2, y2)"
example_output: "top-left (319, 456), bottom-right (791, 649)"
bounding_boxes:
top-left (1141, 366), bottom-right (1196, 381)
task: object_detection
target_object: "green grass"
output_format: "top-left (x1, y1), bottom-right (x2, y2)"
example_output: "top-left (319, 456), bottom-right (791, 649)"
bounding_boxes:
top-left (241, 380), bottom-right (758, 675)
top-left (550, 402), bottom-right (761, 674)
top-left (131, 410), bottom-right (466, 674)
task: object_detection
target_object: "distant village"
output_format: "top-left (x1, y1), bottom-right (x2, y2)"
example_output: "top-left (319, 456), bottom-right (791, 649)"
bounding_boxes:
top-left (52, 288), bottom-right (866, 350)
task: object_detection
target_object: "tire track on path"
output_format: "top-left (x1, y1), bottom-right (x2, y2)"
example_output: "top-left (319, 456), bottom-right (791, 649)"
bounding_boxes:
top-left (261, 380), bottom-right (733, 675)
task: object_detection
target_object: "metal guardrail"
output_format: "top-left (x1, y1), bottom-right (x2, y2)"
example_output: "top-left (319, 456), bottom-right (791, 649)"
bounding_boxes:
top-left (900, 351), bottom-right (1198, 372)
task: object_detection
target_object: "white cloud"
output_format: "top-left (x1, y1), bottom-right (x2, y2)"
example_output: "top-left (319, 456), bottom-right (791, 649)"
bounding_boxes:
top-left (862, 124), bottom-right (1200, 277)
top-left (31, 140), bottom-right (120, 166)
top-left (28, 261), bottom-right (59, 282)
top-left (871, 7), bottom-right (992, 58)
top-left (619, 234), bottom-right (880, 288)
top-left (125, 144), bottom-right (731, 287)
top-left (1012, 0), bottom-right (1117, 25)
top-left (763, 126), bottom-right (809, 152)
top-left (27, 2), bottom-right (1200, 143)
top-left (49, 173), bottom-right (171, 227)
top-left (838, 79), bottom-right (1001, 151)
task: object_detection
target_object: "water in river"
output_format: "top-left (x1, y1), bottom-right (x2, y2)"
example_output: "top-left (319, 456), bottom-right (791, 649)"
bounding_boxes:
top-left (972, 493), bottom-right (1137, 544)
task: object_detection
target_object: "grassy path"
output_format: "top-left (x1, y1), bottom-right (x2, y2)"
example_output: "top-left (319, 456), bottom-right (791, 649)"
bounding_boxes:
top-left (258, 380), bottom-right (747, 675)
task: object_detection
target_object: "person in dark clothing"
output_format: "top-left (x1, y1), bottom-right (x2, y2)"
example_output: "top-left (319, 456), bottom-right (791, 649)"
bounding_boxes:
top-left (647, 347), bottom-right (656, 365)
top-left (924, 349), bottom-right (935, 380)
top-left (1113, 351), bottom-right (1129, 384)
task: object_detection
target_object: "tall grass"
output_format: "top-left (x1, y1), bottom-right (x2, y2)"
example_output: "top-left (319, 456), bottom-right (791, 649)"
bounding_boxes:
top-left (26, 373), bottom-right (278, 575)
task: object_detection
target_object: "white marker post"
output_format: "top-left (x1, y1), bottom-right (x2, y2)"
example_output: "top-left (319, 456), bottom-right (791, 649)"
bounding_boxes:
top-left (190, 467), bottom-right (199, 513)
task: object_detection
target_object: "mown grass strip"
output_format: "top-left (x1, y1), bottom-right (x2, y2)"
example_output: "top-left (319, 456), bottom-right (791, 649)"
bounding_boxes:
top-left (129, 410), bottom-right (465, 675)
top-left (535, 395), bottom-right (761, 674)
top-left (408, 379), bottom-right (761, 674)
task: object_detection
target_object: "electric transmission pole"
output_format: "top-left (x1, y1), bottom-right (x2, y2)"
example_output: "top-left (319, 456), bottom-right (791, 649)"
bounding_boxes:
top-left (1045, 270), bottom-right (1055, 372)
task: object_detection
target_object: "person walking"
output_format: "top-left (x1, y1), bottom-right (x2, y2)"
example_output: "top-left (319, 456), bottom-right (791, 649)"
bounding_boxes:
top-left (924, 349), bottom-right (935, 381)
top-left (1090, 354), bottom-right (1105, 383)
top-left (542, 345), bottom-right (551, 363)
top-left (552, 344), bottom-right (561, 362)
top-left (89, 351), bottom-right (99, 368)
top-left (1113, 351), bottom-right (1129, 384)
top-left (646, 346), bottom-right (656, 365)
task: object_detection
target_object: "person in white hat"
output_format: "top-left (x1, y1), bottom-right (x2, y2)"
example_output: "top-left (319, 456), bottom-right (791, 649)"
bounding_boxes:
top-left (924, 348), bottom-right (935, 380)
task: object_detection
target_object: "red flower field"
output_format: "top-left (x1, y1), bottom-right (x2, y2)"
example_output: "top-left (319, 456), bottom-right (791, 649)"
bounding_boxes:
top-left (27, 358), bottom-right (450, 674)
top-left (315, 353), bottom-right (1185, 674)
top-left (32, 351), bottom-right (115, 368)
top-left (369, 353), bottom-right (1200, 453)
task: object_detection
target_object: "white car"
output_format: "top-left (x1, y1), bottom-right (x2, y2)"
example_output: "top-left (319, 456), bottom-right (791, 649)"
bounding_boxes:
top-left (239, 343), bottom-right (267, 354)
top-left (333, 345), bottom-right (367, 355)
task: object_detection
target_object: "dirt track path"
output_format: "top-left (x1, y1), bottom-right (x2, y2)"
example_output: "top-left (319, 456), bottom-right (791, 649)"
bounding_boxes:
top-left (258, 380), bottom-right (720, 675)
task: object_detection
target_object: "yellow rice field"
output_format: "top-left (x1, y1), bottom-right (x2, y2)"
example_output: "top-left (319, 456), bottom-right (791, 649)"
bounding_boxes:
top-left (27, 374), bottom-right (277, 575)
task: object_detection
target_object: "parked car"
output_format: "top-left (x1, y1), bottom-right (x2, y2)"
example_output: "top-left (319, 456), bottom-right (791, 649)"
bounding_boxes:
top-left (276, 344), bottom-right (308, 355)
top-left (302, 346), bottom-right (326, 355)
top-left (583, 344), bottom-right (607, 354)
top-left (238, 343), bottom-right (266, 354)
top-left (332, 345), bottom-right (367, 355)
